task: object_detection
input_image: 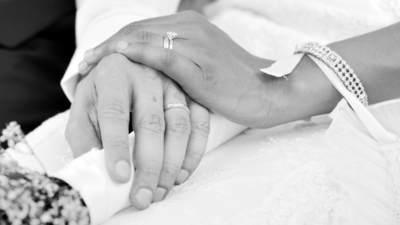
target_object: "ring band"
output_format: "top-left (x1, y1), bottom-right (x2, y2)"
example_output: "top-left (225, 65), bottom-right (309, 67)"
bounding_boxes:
top-left (163, 36), bottom-right (170, 49)
top-left (169, 38), bottom-right (174, 50)
top-left (164, 31), bottom-right (177, 50)
top-left (164, 103), bottom-right (190, 115)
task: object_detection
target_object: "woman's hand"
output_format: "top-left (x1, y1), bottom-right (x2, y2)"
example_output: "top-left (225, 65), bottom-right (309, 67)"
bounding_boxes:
top-left (77, 13), bottom-right (400, 130)
top-left (78, 11), bottom-right (274, 128)
top-left (66, 53), bottom-right (210, 209)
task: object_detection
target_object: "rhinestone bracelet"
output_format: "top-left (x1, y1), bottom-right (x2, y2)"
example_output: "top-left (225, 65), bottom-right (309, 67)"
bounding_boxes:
top-left (295, 42), bottom-right (368, 106)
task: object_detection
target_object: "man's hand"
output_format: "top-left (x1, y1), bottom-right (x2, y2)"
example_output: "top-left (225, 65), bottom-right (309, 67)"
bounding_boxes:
top-left (66, 53), bottom-right (210, 209)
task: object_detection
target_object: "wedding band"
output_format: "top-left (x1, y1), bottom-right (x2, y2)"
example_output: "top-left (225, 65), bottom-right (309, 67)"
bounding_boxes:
top-left (163, 36), bottom-right (170, 49)
top-left (163, 103), bottom-right (190, 115)
top-left (169, 38), bottom-right (174, 50)
top-left (165, 31), bottom-right (177, 50)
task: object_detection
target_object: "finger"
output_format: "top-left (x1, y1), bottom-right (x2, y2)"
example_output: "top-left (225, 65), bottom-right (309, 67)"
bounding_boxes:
top-left (77, 60), bottom-right (96, 77)
top-left (153, 82), bottom-right (191, 202)
top-left (130, 68), bottom-right (165, 209)
top-left (176, 99), bottom-right (210, 184)
top-left (83, 10), bottom-right (192, 64)
top-left (65, 73), bottom-right (102, 158)
top-left (81, 26), bottom-right (188, 75)
top-left (115, 42), bottom-right (202, 93)
top-left (95, 55), bottom-right (132, 184)
top-left (81, 31), bottom-right (165, 74)
top-left (79, 10), bottom-right (207, 75)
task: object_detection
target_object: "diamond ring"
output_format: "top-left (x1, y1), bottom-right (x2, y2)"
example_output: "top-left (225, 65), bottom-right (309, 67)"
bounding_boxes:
top-left (164, 31), bottom-right (177, 50)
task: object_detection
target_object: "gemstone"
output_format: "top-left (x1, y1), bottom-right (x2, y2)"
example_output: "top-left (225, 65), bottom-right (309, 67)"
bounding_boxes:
top-left (166, 32), bottom-right (178, 40)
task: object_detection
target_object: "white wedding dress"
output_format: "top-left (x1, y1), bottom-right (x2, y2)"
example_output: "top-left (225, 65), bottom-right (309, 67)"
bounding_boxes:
top-left (10, 0), bottom-right (400, 224)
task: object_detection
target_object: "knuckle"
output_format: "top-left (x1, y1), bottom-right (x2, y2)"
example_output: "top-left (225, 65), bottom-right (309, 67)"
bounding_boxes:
top-left (135, 31), bottom-right (152, 44)
top-left (167, 116), bottom-right (191, 137)
top-left (119, 23), bottom-right (141, 36)
top-left (163, 50), bottom-right (177, 67)
top-left (193, 120), bottom-right (210, 138)
top-left (161, 163), bottom-right (180, 178)
top-left (100, 99), bottom-right (129, 122)
top-left (141, 160), bottom-right (162, 177)
top-left (106, 138), bottom-right (129, 151)
top-left (137, 113), bottom-right (166, 135)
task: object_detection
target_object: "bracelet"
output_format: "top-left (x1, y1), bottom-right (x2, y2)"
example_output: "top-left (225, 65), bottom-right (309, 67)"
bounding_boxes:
top-left (294, 42), bottom-right (368, 106)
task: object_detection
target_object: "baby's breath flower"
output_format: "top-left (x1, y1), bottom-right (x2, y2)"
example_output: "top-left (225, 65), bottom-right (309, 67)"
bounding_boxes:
top-left (0, 122), bottom-right (24, 148)
top-left (0, 121), bottom-right (47, 174)
top-left (0, 122), bottom-right (90, 224)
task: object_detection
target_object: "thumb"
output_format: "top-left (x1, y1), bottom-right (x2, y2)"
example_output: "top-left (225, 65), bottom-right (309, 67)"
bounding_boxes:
top-left (66, 77), bottom-right (103, 158)
top-left (66, 102), bottom-right (102, 158)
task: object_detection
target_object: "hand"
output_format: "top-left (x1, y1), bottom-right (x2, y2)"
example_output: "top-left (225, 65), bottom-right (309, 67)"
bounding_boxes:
top-left (66, 53), bottom-right (210, 209)
top-left (78, 11), bottom-right (274, 128)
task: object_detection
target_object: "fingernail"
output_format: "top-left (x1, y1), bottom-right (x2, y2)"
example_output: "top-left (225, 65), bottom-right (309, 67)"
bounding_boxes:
top-left (78, 61), bottom-right (88, 73)
top-left (176, 169), bottom-right (189, 184)
top-left (115, 160), bottom-right (131, 180)
top-left (153, 187), bottom-right (166, 202)
top-left (84, 49), bottom-right (94, 61)
top-left (135, 188), bottom-right (153, 208)
top-left (116, 41), bottom-right (129, 52)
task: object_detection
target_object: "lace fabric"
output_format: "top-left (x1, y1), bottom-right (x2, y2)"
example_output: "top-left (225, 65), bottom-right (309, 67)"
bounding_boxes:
top-left (367, 101), bottom-right (400, 225)
top-left (20, 100), bottom-right (399, 225)
top-left (103, 99), bottom-right (400, 225)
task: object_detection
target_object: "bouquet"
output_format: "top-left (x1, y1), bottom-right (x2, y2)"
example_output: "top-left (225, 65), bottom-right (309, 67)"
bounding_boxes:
top-left (0, 121), bottom-right (136, 225)
top-left (0, 116), bottom-right (246, 224)
top-left (0, 122), bottom-right (90, 225)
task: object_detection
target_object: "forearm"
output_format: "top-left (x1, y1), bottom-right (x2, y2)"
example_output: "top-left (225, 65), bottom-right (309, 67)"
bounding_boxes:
top-left (330, 22), bottom-right (400, 104)
top-left (261, 22), bottom-right (400, 128)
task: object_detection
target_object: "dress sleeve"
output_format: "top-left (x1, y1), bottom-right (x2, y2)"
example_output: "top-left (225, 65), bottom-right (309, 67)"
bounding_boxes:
top-left (61, 0), bottom-right (180, 102)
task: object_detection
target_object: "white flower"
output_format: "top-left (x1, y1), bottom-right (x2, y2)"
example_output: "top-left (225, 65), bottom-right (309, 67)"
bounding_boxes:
top-left (0, 121), bottom-right (25, 148)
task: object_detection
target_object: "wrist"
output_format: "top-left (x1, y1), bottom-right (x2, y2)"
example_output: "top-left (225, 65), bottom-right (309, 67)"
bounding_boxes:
top-left (257, 55), bottom-right (341, 128)
top-left (242, 57), bottom-right (276, 128)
